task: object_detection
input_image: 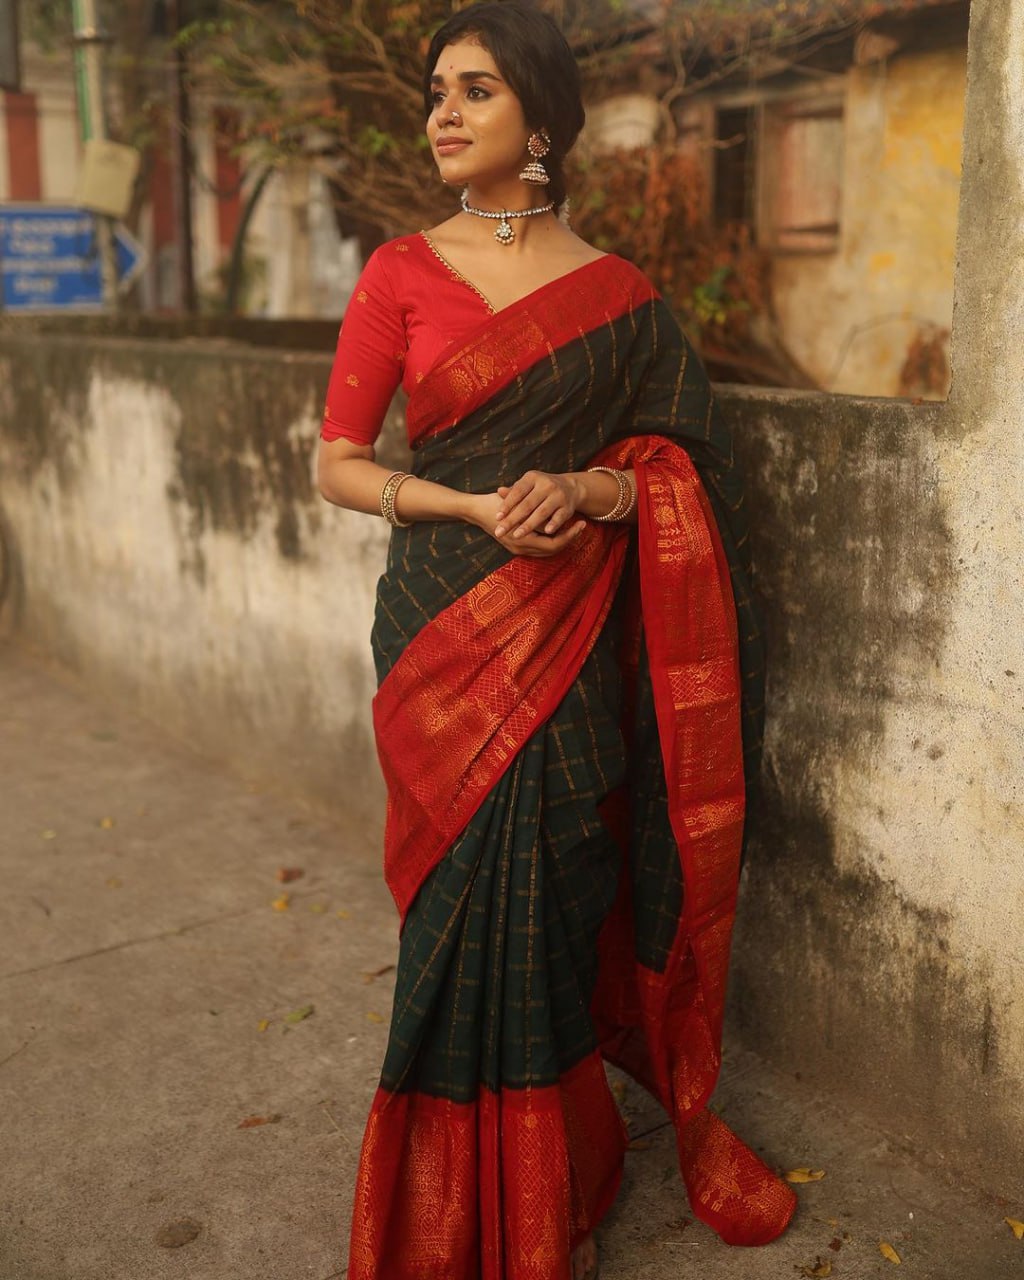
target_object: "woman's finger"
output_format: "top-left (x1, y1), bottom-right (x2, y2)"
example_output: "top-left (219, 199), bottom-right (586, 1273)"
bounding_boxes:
top-left (511, 494), bottom-right (563, 538)
top-left (500, 520), bottom-right (586, 556)
top-left (495, 491), bottom-right (547, 538)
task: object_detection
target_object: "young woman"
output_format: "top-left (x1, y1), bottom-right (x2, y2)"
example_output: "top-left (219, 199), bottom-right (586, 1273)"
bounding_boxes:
top-left (317, 4), bottom-right (797, 1277)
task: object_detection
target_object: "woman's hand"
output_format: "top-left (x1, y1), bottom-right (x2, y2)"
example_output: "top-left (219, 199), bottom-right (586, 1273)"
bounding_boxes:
top-left (465, 490), bottom-right (587, 558)
top-left (495, 471), bottom-right (584, 539)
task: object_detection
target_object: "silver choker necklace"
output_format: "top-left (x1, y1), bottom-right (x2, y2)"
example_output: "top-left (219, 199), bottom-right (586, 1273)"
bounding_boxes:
top-left (460, 189), bottom-right (555, 245)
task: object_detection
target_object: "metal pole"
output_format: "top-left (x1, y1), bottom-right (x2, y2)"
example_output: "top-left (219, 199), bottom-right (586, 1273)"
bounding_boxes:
top-left (166, 0), bottom-right (196, 313)
top-left (71, 0), bottom-right (119, 309)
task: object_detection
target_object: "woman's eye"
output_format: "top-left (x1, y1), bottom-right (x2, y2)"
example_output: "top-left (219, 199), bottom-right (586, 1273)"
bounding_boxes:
top-left (431, 90), bottom-right (445, 106)
top-left (467, 85), bottom-right (490, 100)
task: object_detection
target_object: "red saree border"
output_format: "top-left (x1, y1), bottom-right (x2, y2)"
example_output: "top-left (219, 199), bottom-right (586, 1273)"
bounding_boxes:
top-left (405, 255), bottom-right (657, 446)
top-left (347, 1050), bottom-right (627, 1280)
top-left (373, 522), bottom-right (629, 924)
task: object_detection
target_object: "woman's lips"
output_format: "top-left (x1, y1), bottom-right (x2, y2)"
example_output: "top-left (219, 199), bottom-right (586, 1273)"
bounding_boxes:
top-left (437, 139), bottom-right (470, 154)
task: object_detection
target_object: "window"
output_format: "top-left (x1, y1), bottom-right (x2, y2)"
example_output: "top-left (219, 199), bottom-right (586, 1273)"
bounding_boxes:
top-left (713, 106), bottom-right (756, 226)
top-left (760, 97), bottom-right (844, 252)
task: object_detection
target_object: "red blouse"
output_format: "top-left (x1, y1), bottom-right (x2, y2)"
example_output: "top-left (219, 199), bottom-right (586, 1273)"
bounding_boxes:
top-left (321, 231), bottom-right (500, 447)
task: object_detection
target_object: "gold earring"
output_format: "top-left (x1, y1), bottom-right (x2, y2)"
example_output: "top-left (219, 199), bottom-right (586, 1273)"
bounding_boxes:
top-left (519, 129), bottom-right (551, 186)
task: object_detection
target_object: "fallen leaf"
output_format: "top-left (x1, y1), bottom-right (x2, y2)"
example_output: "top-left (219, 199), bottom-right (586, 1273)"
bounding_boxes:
top-left (366, 1011), bottom-right (385, 1023)
top-left (309, 902), bottom-right (327, 913)
top-left (283, 1003), bottom-right (314, 1024)
top-left (41, 829), bottom-right (57, 840)
top-left (99, 816), bottom-right (115, 829)
top-left (784, 1168), bottom-right (826, 1183)
top-left (257, 1019), bottom-right (270, 1032)
top-left (276, 867), bottom-right (304, 883)
top-left (238, 1113), bottom-right (281, 1128)
top-left (1006, 1218), bottom-right (1024, 1240)
top-left (336, 909), bottom-right (351, 920)
top-left (271, 893), bottom-right (291, 911)
top-left (362, 964), bottom-right (396, 983)
top-left (879, 1241), bottom-right (901, 1264)
top-left (611, 1080), bottom-right (628, 1105)
top-left (796, 1259), bottom-right (832, 1278)
top-left (828, 1237), bottom-right (843, 1252)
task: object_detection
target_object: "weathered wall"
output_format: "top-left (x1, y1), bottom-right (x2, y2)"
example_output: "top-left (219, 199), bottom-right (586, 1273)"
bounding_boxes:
top-left (772, 40), bottom-right (967, 397)
top-left (0, 334), bottom-right (403, 840)
top-left (727, 0), bottom-right (1024, 1195)
top-left (0, 0), bottom-right (1020, 1197)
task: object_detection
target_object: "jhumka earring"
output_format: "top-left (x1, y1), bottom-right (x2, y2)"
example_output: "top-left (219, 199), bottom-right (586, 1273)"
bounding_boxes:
top-left (519, 129), bottom-right (551, 185)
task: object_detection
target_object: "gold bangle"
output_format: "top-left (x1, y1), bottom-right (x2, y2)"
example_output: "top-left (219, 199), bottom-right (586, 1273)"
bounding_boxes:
top-left (380, 471), bottom-right (413, 527)
top-left (587, 466), bottom-right (635, 522)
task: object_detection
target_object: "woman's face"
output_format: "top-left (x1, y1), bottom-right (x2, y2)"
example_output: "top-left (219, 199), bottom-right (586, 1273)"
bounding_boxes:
top-left (426, 39), bottom-right (532, 191)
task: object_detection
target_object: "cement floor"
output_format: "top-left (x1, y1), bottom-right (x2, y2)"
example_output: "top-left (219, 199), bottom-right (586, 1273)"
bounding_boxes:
top-left (1, 642), bottom-right (1019, 1280)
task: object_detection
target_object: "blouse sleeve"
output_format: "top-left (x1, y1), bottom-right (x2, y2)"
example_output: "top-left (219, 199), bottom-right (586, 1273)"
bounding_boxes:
top-left (321, 248), bottom-right (406, 445)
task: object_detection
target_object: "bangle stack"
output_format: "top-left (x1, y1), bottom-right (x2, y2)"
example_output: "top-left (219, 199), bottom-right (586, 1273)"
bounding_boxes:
top-left (380, 471), bottom-right (413, 527)
top-left (587, 466), bottom-right (636, 522)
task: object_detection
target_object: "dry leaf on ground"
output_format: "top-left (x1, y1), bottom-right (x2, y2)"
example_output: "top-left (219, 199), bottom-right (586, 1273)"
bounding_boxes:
top-left (1006, 1218), bottom-right (1024, 1240)
top-left (366, 1011), bottom-right (385, 1023)
top-left (337, 909), bottom-right (352, 920)
top-left (283, 1003), bottom-right (314, 1024)
top-left (271, 893), bottom-right (290, 911)
top-left (795, 1259), bottom-right (832, 1278)
top-left (238, 1113), bottom-right (281, 1128)
top-left (257, 1018), bottom-right (270, 1032)
top-left (276, 867), bottom-right (304, 882)
top-left (362, 964), bottom-right (397, 983)
top-left (785, 1168), bottom-right (827, 1183)
top-left (879, 1241), bottom-right (902, 1264)
top-left (41, 829), bottom-right (57, 840)
top-left (99, 816), bottom-right (115, 829)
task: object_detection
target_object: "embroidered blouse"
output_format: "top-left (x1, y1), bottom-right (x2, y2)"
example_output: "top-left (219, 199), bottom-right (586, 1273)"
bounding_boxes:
top-left (320, 231), bottom-right (498, 447)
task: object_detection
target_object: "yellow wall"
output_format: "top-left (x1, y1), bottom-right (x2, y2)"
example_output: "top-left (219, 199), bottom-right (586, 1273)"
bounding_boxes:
top-left (771, 45), bottom-right (966, 397)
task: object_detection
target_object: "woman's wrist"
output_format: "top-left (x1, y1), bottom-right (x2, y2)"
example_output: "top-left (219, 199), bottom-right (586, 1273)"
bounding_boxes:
top-left (389, 475), bottom-right (474, 525)
top-left (566, 469), bottom-right (635, 521)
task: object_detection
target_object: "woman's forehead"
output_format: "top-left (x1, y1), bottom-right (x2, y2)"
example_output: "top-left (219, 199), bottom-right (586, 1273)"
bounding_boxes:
top-left (432, 38), bottom-right (500, 78)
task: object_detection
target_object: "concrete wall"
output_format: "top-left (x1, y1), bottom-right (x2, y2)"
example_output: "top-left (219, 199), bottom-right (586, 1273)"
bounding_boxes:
top-left (0, 333), bottom-right (404, 841)
top-left (0, 0), bottom-right (1020, 1195)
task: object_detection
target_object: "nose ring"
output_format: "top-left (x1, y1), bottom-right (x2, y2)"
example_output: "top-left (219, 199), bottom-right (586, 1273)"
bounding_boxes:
top-left (450, 110), bottom-right (462, 125)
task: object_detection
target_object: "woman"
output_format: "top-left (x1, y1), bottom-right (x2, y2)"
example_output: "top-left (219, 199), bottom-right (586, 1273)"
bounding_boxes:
top-left (317, 4), bottom-right (796, 1277)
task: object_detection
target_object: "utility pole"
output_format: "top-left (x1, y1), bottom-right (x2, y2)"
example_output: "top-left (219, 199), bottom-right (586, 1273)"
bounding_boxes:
top-left (166, 0), bottom-right (197, 313)
top-left (70, 0), bottom-right (119, 309)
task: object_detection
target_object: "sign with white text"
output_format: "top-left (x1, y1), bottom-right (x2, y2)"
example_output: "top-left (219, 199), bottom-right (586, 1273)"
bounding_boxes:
top-left (0, 205), bottom-right (146, 310)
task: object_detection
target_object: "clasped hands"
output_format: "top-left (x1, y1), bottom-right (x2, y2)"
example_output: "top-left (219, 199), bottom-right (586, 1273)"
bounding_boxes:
top-left (467, 470), bottom-right (586, 559)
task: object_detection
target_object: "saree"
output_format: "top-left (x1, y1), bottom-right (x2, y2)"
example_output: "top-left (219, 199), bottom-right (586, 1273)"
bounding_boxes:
top-left (347, 254), bottom-right (796, 1279)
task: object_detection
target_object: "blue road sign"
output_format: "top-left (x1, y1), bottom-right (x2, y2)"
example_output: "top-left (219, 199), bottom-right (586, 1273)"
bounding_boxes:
top-left (0, 204), bottom-right (146, 311)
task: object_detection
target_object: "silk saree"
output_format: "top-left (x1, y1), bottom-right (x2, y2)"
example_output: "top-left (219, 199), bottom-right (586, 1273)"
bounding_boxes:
top-left (348, 254), bottom-right (796, 1279)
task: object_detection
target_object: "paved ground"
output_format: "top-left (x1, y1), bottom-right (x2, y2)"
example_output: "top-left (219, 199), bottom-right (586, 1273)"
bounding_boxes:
top-left (1, 641), bottom-right (1020, 1280)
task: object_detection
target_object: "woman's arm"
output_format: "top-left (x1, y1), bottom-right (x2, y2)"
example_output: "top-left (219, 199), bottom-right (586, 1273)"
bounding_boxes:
top-left (317, 436), bottom-right (473, 522)
top-left (317, 439), bottom-right (589, 557)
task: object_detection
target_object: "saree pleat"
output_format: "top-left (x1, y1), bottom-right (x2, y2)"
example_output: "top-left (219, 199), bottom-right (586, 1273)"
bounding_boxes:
top-left (347, 258), bottom-right (795, 1278)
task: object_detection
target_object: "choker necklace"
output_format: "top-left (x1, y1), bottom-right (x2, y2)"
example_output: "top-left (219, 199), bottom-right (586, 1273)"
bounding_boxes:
top-left (460, 189), bottom-right (555, 245)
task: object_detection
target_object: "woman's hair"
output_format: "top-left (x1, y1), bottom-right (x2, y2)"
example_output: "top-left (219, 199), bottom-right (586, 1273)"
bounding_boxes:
top-left (422, 1), bottom-right (585, 210)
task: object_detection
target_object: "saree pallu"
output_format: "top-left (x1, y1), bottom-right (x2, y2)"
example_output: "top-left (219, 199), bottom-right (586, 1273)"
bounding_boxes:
top-left (348, 257), bottom-right (795, 1279)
